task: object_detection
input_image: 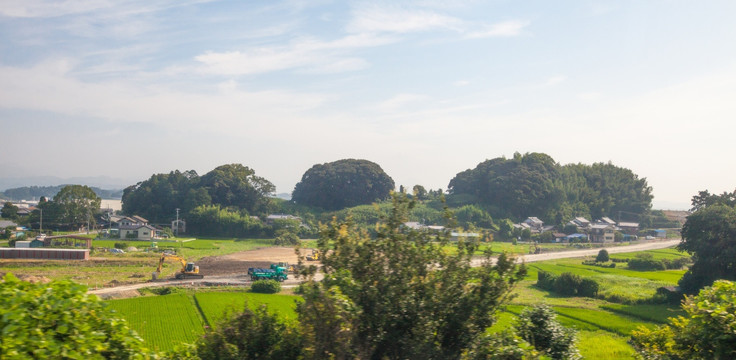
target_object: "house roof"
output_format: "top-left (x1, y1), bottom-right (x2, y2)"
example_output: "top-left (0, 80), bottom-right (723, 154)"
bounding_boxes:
top-left (618, 222), bottom-right (639, 228)
top-left (590, 224), bottom-right (614, 229)
top-left (0, 220), bottom-right (18, 228)
top-left (524, 217), bottom-right (543, 224)
top-left (600, 217), bottom-right (616, 225)
top-left (131, 215), bottom-right (148, 223)
top-left (574, 217), bottom-right (590, 223)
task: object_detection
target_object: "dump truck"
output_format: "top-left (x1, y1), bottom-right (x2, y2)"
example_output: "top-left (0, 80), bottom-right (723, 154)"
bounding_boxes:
top-left (152, 253), bottom-right (204, 280)
top-left (247, 264), bottom-right (288, 282)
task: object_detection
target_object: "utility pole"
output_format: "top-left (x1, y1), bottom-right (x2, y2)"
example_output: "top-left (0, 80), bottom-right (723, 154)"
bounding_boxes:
top-left (40, 208), bottom-right (43, 234)
top-left (175, 208), bottom-right (180, 237)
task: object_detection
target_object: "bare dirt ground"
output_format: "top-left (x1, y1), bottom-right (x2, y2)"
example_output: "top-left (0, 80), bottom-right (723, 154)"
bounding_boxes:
top-left (196, 247), bottom-right (309, 276)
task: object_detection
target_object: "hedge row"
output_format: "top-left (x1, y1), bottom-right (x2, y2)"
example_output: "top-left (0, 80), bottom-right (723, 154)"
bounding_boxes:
top-left (627, 256), bottom-right (690, 271)
top-left (537, 271), bottom-right (599, 298)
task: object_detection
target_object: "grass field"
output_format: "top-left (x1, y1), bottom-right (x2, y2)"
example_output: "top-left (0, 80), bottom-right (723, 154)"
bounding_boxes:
top-left (106, 293), bottom-right (205, 352)
top-left (194, 291), bottom-right (300, 326)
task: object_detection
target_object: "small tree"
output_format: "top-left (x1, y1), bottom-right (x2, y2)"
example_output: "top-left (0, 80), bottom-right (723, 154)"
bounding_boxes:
top-left (632, 280), bottom-right (736, 359)
top-left (515, 304), bottom-right (580, 360)
top-left (0, 273), bottom-right (153, 358)
top-left (596, 249), bottom-right (610, 262)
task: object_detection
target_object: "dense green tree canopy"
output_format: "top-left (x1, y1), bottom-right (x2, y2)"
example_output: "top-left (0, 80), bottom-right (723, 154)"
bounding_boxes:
top-left (678, 204), bottom-right (736, 293)
top-left (291, 159), bottom-right (395, 211)
top-left (1, 202), bottom-right (18, 220)
top-left (122, 170), bottom-right (202, 223)
top-left (52, 185), bottom-right (101, 228)
top-left (200, 164), bottom-right (275, 214)
top-left (690, 189), bottom-right (736, 211)
top-left (559, 162), bottom-right (653, 220)
top-left (448, 152), bottom-right (562, 220)
top-left (448, 153), bottom-right (653, 223)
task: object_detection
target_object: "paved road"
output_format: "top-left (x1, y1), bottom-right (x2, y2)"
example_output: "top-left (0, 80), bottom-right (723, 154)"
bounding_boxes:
top-left (90, 239), bottom-right (682, 296)
top-left (471, 239), bottom-right (681, 266)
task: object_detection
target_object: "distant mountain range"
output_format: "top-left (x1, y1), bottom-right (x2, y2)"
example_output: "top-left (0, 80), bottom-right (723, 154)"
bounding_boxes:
top-left (0, 176), bottom-right (132, 200)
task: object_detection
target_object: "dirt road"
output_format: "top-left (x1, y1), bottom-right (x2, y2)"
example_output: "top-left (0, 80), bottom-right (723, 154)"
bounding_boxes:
top-left (89, 239), bottom-right (682, 297)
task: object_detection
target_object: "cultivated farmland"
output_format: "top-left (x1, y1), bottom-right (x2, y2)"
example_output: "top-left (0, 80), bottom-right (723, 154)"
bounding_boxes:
top-left (106, 293), bottom-right (205, 352)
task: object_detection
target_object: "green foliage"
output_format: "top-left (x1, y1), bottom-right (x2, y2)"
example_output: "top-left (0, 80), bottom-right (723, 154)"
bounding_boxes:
top-left (122, 164), bottom-right (274, 225)
top-left (199, 164), bottom-right (275, 215)
top-left (297, 192), bottom-right (526, 359)
top-left (1, 185), bottom-right (122, 202)
top-left (195, 304), bottom-right (302, 360)
top-left (628, 253), bottom-right (666, 271)
top-left (273, 229), bottom-right (299, 246)
top-left (596, 249), bottom-right (610, 262)
top-left (1, 202), bottom-right (18, 220)
top-left (251, 280), bottom-right (281, 294)
top-left (690, 189), bottom-right (736, 211)
top-left (536, 271), bottom-right (600, 298)
top-left (186, 205), bottom-right (266, 238)
top-left (448, 152), bottom-right (562, 220)
top-left (678, 204), bottom-right (736, 293)
top-left (460, 330), bottom-right (539, 360)
top-left (631, 280), bottom-right (736, 360)
top-left (514, 304), bottom-right (581, 360)
top-left (454, 204), bottom-right (494, 229)
top-left (292, 158), bottom-right (395, 211)
top-left (0, 273), bottom-right (152, 358)
top-left (122, 169), bottom-right (203, 223)
top-left (114, 241), bottom-right (127, 249)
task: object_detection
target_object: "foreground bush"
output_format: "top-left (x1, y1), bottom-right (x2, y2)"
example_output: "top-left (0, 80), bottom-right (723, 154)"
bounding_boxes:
top-left (0, 273), bottom-right (153, 359)
top-left (536, 271), bottom-right (599, 298)
top-left (251, 279), bottom-right (281, 294)
top-left (632, 280), bottom-right (736, 359)
top-left (515, 304), bottom-right (580, 360)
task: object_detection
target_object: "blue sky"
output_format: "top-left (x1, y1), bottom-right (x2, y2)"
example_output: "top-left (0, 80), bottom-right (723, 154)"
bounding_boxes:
top-left (2, 0), bottom-right (736, 209)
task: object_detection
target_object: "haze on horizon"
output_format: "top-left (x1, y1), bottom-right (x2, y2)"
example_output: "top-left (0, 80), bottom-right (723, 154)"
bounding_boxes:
top-left (2, 1), bottom-right (736, 210)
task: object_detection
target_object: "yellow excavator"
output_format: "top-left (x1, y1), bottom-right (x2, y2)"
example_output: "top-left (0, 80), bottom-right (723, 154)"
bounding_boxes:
top-left (306, 249), bottom-right (321, 261)
top-left (152, 253), bottom-right (204, 280)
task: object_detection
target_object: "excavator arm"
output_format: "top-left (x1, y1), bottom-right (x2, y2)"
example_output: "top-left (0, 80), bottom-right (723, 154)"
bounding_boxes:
top-left (152, 253), bottom-right (203, 280)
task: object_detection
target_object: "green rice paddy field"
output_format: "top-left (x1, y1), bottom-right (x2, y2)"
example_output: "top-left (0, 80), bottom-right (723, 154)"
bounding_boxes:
top-left (108, 247), bottom-right (690, 358)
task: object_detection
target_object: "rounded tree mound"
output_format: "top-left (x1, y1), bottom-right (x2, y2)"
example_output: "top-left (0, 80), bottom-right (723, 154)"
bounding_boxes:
top-left (292, 159), bottom-right (395, 211)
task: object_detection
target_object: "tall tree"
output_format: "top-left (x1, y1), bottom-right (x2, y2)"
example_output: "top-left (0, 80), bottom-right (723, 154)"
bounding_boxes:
top-left (297, 193), bottom-right (525, 359)
top-left (448, 152), bottom-right (562, 220)
top-left (53, 185), bottom-right (101, 228)
top-left (200, 164), bottom-right (275, 215)
top-left (678, 204), bottom-right (736, 293)
top-left (1, 202), bottom-right (18, 220)
top-left (292, 159), bottom-right (395, 211)
top-left (122, 170), bottom-right (202, 222)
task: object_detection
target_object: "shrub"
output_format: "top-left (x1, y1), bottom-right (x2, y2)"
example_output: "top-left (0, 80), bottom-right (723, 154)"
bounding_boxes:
top-left (596, 249), bottom-right (609, 262)
top-left (577, 279), bottom-right (599, 297)
top-left (537, 271), bottom-right (558, 291)
top-left (251, 279), bottom-right (281, 294)
top-left (515, 304), bottom-right (581, 360)
top-left (0, 273), bottom-right (152, 358)
top-left (554, 272), bottom-right (582, 296)
top-left (114, 242), bottom-right (127, 249)
top-left (628, 256), bottom-right (666, 271)
top-left (274, 230), bottom-right (299, 246)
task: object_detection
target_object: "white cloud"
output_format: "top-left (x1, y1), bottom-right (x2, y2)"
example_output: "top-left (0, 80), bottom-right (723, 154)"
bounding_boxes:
top-left (464, 20), bottom-right (529, 38)
top-left (193, 34), bottom-right (397, 76)
top-left (542, 75), bottom-right (567, 87)
top-left (454, 80), bottom-right (470, 86)
top-left (378, 93), bottom-right (428, 111)
top-left (0, 0), bottom-right (209, 18)
top-left (347, 4), bottom-right (462, 34)
top-left (0, 60), bottom-right (330, 132)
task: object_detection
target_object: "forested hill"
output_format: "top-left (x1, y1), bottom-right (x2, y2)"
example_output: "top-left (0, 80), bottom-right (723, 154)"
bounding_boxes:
top-left (0, 185), bottom-right (123, 200)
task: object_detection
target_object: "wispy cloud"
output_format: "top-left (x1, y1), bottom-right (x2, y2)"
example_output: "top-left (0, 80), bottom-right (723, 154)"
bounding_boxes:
top-left (378, 93), bottom-right (428, 111)
top-left (347, 4), bottom-right (462, 33)
top-left (192, 33), bottom-right (397, 76)
top-left (542, 75), bottom-right (567, 87)
top-left (464, 20), bottom-right (529, 38)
